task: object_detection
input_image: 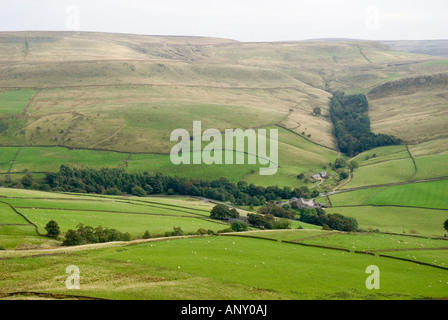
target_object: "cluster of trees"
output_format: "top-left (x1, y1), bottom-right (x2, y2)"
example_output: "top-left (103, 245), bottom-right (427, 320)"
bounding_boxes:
top-left (208, 202), bottom-right (357, 232)
top-left (142, 227), bottom-right (217, 239)
top-left (330, 92), bottom-right (402, 157)
top-left (247, 214), bottom-right (291, 230)
top-left (208, 204), bottom-right (249, 232)
top-left (2, 165), bottom-right (320, 207)
top-left (208, 204), bottom-right (290, 230)
top-left (297, 207), bottom-right (358, 232)
top-left (252, 202), bottom-right (358, 232)
top-left (62, 223), bottom-right (131, 246)
top-left (209, 204), bottom-right (240, 220)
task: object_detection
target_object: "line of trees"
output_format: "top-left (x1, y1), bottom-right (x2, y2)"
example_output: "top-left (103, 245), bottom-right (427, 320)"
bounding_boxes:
top-left (3, 165), bottom-right (320, 207)
top-left (62, 223), bottom-right (131, 246)
top-left (330, 92), bottom-right (402, 157)
top-left (256, 202), bottom-right (358, 232)
top-left (297, 207), bottom-right (358, 232)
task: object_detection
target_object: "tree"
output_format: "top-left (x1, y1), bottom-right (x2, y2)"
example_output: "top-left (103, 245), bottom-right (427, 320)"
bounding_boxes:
top-left (334, 158), bottom-right (346, 169)
top-left (272, 219), bottom-right (291, 229)
top-left (247, 213), bottom-right (274, 229)
top-left (44, 220), bottom-right (60, 239)
top-left (231, 220), bottom-right (249, 232)
top-left (339, 171), bottom-right (349, 180)
top-left (327, 213), bottom-right (357, 232)
top-left (172, 227), bottom-right (184, 236)
top-left (21, 171), bottom-right (34, 188)
top-left (444, 219), bottom-right (448, 233)
top-left (62, 229), bottom-right (82, 246)
top-left (313, 107), bottom-right (322, 116)
top-left (348, 161), bottom-right (359, 171)
top-left (210, 204), bottom-right (238, 220)
top-left (131, 186), bottom-right (147, 197)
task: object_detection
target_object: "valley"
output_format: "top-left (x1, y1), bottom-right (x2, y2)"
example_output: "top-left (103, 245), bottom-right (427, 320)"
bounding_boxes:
top-left (0, 31), bottom-right (447, 300)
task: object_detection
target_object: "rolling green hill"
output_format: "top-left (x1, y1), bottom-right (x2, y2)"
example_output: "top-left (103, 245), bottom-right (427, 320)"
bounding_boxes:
top-left (0, 31), bottom-right (447, 301)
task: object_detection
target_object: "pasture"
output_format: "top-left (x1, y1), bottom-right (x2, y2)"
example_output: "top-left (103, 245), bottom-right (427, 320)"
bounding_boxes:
top-left (0, 234), bottom-right (447, 300)
top-left (364, 180), bottom-right (448, 210)
top-left (0, 188), bottom-right (229, 246)
top-left (325, 206), bottom-right (447, 237)
top-left (0, 89), bottom-right (36, 117)
top-left (343, 158), bottom-right (416, 189)
top-left (1, 32), bottom-right (448, 301)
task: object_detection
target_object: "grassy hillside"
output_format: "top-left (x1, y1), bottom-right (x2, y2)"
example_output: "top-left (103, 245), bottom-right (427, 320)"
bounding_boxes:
top-left (1, 31), bottom-right (447, 301)
top-left (368, 73), bottom-right (448, 144)
top-left (2, 31), bottom-right (448, 152)
top-left (1, 223), bottom-right (447, 300)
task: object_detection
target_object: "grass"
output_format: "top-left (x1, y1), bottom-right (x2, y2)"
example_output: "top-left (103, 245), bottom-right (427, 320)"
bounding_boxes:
top-left (9, 147), bottom-right (129, 173)
top-left (0, 188), bottom-right (447, 299)
top-left (294, 232), bottom-right (448, 252)
top-left (413, 153), bottom-right (448, 180)
top-left (127, 152), bottom-right (264, 183)
top-left (0, 190), bottom-right (229, 238)
top-left (344, 158), bottom-right (416, 189)
top-left (0, 225), bottom-right (57, 250)
top-left (1, 235), bottom-right (447, 300)
top-left (326, 206), bottom-right (447, 237)
top-left (0, 89), bottom-right (36, 116)
top-left (0, 122), bottom-right (340, 188)
top-left (356, 145), bottom-right (410, 167)
top-left (384, 250), bottom-right (448, 269)
top-left (0, 201), bottom-right (29, 224)
top-left (329, 187), bottom-right (386, 207)
top-left (369, 84), bottom-right (448, 144)
top-left (0, 147), bottom-right (20, 173)
top-left (0, 32), bottom-right (448, 300)
top-left (18, 208), bottom-right (225, 238)
top-left (365, 180), bottom-right (448, 210)
top-left (237, 229), bottom-right (333, 241)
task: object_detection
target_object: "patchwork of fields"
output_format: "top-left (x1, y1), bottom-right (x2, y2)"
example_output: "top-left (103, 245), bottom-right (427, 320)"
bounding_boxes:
top-left (0, 32), bottom-right (448, 301)
top-left (0, 224), bottom-right (447, 300)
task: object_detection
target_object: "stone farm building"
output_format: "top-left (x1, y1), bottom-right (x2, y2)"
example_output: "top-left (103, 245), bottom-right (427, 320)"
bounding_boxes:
top-left (312, 171), bottom-right (328, 180)
top-left (280, 197), bottom-right (327, 209)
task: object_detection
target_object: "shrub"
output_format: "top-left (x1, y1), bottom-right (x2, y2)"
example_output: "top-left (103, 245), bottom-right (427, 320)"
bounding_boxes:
top-left (272, 219), bottom-right (291, 229)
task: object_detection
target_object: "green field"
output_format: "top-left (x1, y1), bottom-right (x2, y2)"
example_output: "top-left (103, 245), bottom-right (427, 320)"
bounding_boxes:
top-left (0, 147), bottom-right (20, 173)
top-left (329, 187), bottom-right (386, 207)
top-left (0, 123), bottom-right (340, 187)
top-left (1, 32), bottom-right (448, 301)
top-left (413, 153), bottom-right (448, 180)
top-left (328, 179), bottom-right (448, 237)
top-left (344, 158), bottom-right (416, 189)
top-left (0, 89), bottom-right (36, 116)
top-left (365, 180), bottom-right (448, 210)
top-left (0, 234), bottom-right (447, 300)
top-left (326, 206), bottom-right (447, 236)
top-left (0, 187), bottom-right (447, 300)
top-left (0, 188), bottom-right (231, 247)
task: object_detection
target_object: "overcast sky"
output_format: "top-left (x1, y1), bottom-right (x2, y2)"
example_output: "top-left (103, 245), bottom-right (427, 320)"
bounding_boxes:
top-left (1, 0), bottom-right (447, 41)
